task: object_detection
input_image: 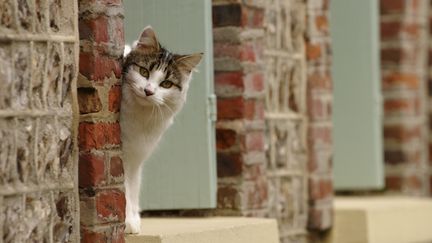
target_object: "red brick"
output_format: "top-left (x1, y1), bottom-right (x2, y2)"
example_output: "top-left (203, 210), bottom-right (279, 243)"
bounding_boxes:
top-left (79, 52), bottom-right (122, 82)
top-left (243, 132), bottom-right (264, 151)
top-left (386, 176), bottom-right (402, 191)
top-left (110, 156), bottom-right (124, 178)
top-left (306, 43), bottom-right (322, 60)
top-left (308, 125), bottom-right (332, 148)
top-left (384, 149), bottom-right (421, 165)
top-left (380, 0), bottom-right (404, 13)
top-left (384, 124), bottom-right (421, 142)
top-left (384, 96), bottom-right (420, 116)
top-left (308, 72), bottom-right (332, 90)
top-left (214, 71), bottom-right (244, 96)
top-left (78, 87), bottom-right (103, 114)
top-left (79, 153), bottom-right (105, 187)
top-left (244, 99), bottom-right (264, 120)
top-left (242, 6), bottom-right (264, 28)
top-left (381, 20), bottom-right (402, 39)
top-left (309, 177), bottom-right (333, 200)
top-left (382, 73), bottom-right (420, 89)
top-left (96, 189), bottom-right (126, 223)
top-left (217, 186), bottom-right (240, 209)
top-left (81, 228), bottom-right (106, 243)
top-left (108, 85), bottom-right (121, 112)
top-left (381, 48), bottom-right (403, 63)
top-left (315, 15), bottom-right (329, 33)
top-left (216, 128), bottom-right (238, 150)
top-left (245, 72), bottom-right (264, 93)
top-left (78, 122), bottom-right (121, 151)
top-left (217, 97), bottom-right (245, 119)
top-left (212, 4), bottom-right (242, 27)
top-left (217, 152), bottom-right (243, 177)
top-left (79, 16), bottom-right (109, 43)
top-left (109, 16), bottom-right (125, 47)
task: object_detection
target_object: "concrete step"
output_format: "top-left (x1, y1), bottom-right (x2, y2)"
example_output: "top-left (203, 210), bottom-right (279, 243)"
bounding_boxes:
top-left (125, 217), bottom-right (279, 243)
top-left (328, 196), bottom-right (432, 243)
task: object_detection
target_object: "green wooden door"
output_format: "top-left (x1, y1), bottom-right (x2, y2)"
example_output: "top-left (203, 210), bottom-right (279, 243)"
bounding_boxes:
top-left (123, 0), bottom-right (216, 210)
top-left (331, 0), bottom-right (384, 190)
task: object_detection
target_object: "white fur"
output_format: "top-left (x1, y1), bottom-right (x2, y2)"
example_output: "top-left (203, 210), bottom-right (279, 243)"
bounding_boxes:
top-left (121, 66), bottom-right (191, 234)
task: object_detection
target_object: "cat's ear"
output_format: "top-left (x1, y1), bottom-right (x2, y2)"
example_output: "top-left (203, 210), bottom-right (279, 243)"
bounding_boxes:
top-left (175, 53), bottom-right (203, 73)
top-left (136, 26), bottom-right (160, 53)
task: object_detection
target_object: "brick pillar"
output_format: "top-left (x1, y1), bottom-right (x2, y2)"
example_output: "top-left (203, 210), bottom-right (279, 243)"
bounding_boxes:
top-left (212, 1), bottom-right (269, 217)
top-left (380, 0), bottom-right (430, 195)
top-left (78, 0), bottom-right (125, 242)
top-left (306, 0), bottom-right (334, 232)
top-left (428, 1), bottom-right (432, 195)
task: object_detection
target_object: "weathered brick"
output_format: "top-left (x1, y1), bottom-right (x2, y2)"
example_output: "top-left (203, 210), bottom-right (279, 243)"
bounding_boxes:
top-left (382, 73), bottom-right (420, 89)
top-left (308, 177), bottom-right (333, 200)
top-left (306, 43), bottom-right (322, 60)
top-left (244, 99), bottom-right (264, 120)
top-left (108, 85), bottom-right (121, 113)
top-left (79, 153), bottom-right (106, 187)
top-left (78, 87), bottom-right (103, 114)
top-left (217, 152), bottom-right (243, 177)
top-left (243, 131), bottom-right (264, 151)
top-left (217, 97), bottom-right (245, 119)
top-left (95, 189), bottom-right (126, 223)
top-left (217, 185), bottom-right (240, 209)
top-left (213, 4), bottom-right (242, 27)
top-left (384, 124), bottom-right (421, 142)
top-left (386, 175), bottom-right (403, 191)
top-left (214, 71), bottom-right (244, 96)
top-left (78, 122), bottom-right (121, 151)
top-left (384, 97), bottom-right (422, 116)
top-left (244, 72), bottom-right (264, 93)
top-left (380, 0), bottom-right (404, 13)
top-left (79, 52), bottom-right (122, 82)
top-left (79, 16), bottom-right (109, 43)
top-left (109, 156), bottom-right (124, 178)
top-left (216, 128), bottom-right (238, 150)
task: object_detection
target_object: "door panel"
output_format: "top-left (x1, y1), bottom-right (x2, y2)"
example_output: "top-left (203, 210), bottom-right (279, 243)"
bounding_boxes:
top-left (331, 0), bottom-right (384, 190)
top-left (123, 0), bottom-right (217, 209)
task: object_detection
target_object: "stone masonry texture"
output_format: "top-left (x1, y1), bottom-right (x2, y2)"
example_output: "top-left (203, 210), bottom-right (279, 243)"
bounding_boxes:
top-left (78, 0), bottom-right (125, 242)
top-left (381, 0), bottom-right (430, 196)
top-left (305, 0), bottom-right (333, 233)
top-left (0, 0), bottom-right (80, 242)
top-left (213, 0), bottom-right (333, 242)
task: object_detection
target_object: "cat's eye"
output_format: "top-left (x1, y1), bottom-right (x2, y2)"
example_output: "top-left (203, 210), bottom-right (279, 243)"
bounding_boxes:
top-left (160, 80), bottom-right (174, 89)
top-left (139, 67), bottom-right (149, 78)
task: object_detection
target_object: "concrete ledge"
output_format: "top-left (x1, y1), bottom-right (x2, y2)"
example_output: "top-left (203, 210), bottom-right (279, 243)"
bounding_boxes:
top-left (329, 196), bottom-right (432, 243)
top-left (125, 217), bottom-right (279, 243)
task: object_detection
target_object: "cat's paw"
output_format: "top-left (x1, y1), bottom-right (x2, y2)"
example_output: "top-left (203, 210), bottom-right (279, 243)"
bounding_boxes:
top-left (125, 215), bottom-right (141, 234)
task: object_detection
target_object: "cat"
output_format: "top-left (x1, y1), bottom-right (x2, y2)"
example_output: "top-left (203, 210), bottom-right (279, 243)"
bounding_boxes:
top-left (120, 26), bottom-right (203, 234)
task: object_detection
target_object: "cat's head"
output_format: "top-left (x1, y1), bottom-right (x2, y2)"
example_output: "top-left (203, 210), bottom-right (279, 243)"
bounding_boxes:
top-left (123, 26), bottom-right (202, 109)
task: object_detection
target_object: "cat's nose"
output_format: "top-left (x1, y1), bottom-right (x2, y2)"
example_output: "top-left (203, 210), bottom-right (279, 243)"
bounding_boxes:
top-left (144, 88), bottom-right (154, 96)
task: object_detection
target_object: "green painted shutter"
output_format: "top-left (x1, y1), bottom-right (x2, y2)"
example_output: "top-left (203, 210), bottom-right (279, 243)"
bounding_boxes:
top-left (123, 0), bottom-right (217, 209)
top-left (331, 0), bottom-right (384, 190)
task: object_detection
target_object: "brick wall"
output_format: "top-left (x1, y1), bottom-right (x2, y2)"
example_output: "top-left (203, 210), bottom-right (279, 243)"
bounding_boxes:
top-left (78, 0), bottom-right (125, 242)
top-left (212, 0), bottom-right (269, 217)
top-left (380, 0), bottom-right (430, 196)
top-left (428, 1), bottom-right (432, 195)
top-left (0, 0), bottom-right (79, 241)
top-left (305, 0), bottom-right (333, 232)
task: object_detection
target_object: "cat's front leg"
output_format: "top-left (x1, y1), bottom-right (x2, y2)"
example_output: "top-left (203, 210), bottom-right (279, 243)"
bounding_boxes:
top-left (124, 161), bottom-right (142, 234)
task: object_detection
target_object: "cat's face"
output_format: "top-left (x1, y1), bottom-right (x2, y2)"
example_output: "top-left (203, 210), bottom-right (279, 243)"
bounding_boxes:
top-left (123, 26), bottom-right (202, 108)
